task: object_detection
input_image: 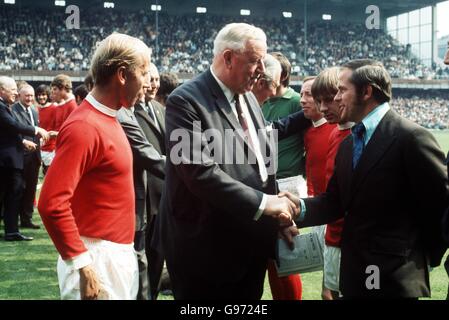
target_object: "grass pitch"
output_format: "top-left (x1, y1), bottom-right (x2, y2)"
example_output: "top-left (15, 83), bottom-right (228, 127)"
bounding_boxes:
top-left (1, 130), bottom-right (449, 300)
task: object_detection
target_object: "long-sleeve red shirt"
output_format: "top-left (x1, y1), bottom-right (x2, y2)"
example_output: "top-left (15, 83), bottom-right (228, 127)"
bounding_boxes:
top-left (324, 125), bottom-right (352, 247)
top-left (304, 120), bottom-right (335, 197)
top-left (53, 98), bottom-right (77, 131)
top-left (38, 99), bottom-right (135, 260)
top-left (38, 103), bottom-right (57, 152)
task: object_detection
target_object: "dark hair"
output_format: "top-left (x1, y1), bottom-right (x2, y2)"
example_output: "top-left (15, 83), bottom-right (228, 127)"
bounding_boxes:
top-left (84, 73), bottom-right (94, 91)
top-left (74, 84), bottom-right (89, 101)
top-left (270, 52), bottom-right (291, 87)
top-left (36, 84), bottom-right (50, 98)
top-left (51, 74), bottom-right (72, 91)
top-left (342, 59), bottom-right (392, 104)
top-left (156, 72), bottom-right (179, 105)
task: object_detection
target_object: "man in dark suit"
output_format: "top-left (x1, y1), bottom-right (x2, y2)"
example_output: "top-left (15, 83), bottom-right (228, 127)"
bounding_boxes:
top-left (134, 63), bottom-right (167, 300)
top-left (0, 76), bottom-right (49, 241)
top-left (12, 85), bottom-right (42, 229)
top-left (117, 88), bottom-right (166, 299)
top-left (285, 60), bottom-right (449, 298)
top-left (159, 23), bottom-right (309, 299)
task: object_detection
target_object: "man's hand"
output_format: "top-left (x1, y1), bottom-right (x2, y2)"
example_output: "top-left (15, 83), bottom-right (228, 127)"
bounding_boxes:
top-left (279, 223), bottom-right (300, 250)
top-left (48, 131), bottom-right (59, 139)
top-left (263, 194), bottom-right (299, 224)
top-left (36, 127), bottom-right (50, 144)
top-left (278, 191), bottom-right (301, 220)
top-left (79, 264), bottom-right (101, 300)
top-left (23, 140), bottom-right (37, 151)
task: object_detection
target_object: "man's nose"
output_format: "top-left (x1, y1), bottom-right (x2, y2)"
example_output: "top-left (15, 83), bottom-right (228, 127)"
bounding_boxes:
top-left (258, 59), bottom-right (265, 74)
top-left (319, 103), bottom-right (327, 112)
top-left (334, 92), bottom-right (341, 101)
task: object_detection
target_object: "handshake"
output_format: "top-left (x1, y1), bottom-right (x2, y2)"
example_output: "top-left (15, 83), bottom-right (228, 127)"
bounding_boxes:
top-left (35, 127), bottom-right (58, 144)
top-left (263, 191), bottom-right (301, 224)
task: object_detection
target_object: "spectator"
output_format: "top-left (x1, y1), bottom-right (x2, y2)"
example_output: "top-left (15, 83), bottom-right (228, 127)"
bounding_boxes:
top-left (74, 84), bottom-right (88, 105)
top-left (155, 72), bottom-right (179, 107)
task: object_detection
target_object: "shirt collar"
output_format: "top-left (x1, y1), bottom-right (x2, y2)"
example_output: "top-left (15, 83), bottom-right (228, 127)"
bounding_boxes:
top-left (360, 102), bottom-right (390, 145)
top-left (282, 87), bottom-right (295, 100)
top-left (338, 122), bottom-right (354, 130)
top-left (312, 117), bottom-right (327, 128)
top-left (85, 93), bottom-right (117, 117)
top-left (210, 67), bottom-right (235, 105)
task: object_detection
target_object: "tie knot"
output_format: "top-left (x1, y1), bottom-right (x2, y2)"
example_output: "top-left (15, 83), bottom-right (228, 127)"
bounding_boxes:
top-left (352, 122), bottom-right (365, 138)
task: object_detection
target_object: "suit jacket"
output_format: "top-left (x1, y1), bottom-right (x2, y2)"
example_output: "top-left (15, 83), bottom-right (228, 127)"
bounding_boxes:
top-left (12, 103), bottom-right (41, 161)
top-left (0, 99), bottom-right (36, 169)
top-left (117, 107), bottom-right (165, 241)
top-left (159, 69), bottom-right (309, 287)
top-left (298, 110), bottom-right (449, 298)
top-left (134, 100), bottom-right (166, 218)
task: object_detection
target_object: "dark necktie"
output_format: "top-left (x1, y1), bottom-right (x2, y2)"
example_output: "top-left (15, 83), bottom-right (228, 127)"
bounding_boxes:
top-left (148, 105), bottom-right (156, 122)
top-left (24, 108), bottom-right (32, 124)
top-left (234, 94), bottom-right (254, 149)
top-left (352, 122), bottom-right (366, 169)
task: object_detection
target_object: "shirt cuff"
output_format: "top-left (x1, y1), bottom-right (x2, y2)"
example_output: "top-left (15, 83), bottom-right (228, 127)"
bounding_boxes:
top-left (297, 198), bottom-right (307, 222)
top-left (64, 251), bottom-right (92, 270)
top-left (253, 194), bottom-right (268, 221)
top-left (34, 127), bottom-right (38, 135)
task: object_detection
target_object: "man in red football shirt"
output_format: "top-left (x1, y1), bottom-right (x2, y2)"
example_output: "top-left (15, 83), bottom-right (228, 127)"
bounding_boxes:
top-left (38, 33), bottom-right (152, 300)
top-left (311, 67), bottom-right (354, 300)
top-left (302, 76), bottom-right (336, 299)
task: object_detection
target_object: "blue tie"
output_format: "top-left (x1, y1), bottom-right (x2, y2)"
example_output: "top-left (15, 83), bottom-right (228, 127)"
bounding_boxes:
top-left (352, 122), bottom-right (366, 170)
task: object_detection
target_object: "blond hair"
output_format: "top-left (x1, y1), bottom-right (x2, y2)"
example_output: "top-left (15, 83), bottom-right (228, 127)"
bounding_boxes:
top-left (311, 67), bottom-right (341, 102)
top-left (90, 33), bottom-right (151, 87)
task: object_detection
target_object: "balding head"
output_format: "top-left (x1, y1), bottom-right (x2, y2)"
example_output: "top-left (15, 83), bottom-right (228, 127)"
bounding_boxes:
top-left (19, 85), bottom-right (35, 108)
top-left (0, 76), bottom-right (18, 105)
top-left (145, 63), bottom-right (160, 102)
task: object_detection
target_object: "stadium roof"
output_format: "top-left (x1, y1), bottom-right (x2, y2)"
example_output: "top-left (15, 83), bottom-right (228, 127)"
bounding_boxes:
top-left (10, 0), bottom-right (442, 20)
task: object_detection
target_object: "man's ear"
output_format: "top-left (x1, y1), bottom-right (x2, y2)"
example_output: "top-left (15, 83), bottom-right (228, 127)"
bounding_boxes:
top-left (223, 50), bottom-right (233, 69)
top-left (364, 85), bottom-right (373, 101)
top-left (116, 66), bottom-right (127, 85)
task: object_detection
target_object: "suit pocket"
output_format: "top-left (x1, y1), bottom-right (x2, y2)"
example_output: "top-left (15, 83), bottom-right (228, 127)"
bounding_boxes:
top-left (370, 236), bottom-right (410, 257)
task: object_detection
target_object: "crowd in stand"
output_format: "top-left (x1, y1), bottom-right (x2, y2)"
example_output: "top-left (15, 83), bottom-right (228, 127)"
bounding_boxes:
top-left (1, 6), bottom-right (448, 79)
top-left (392, 95), bottom-right (449, 129)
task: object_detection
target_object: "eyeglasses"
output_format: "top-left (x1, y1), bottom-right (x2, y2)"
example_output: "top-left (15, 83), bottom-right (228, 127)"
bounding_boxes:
top-left (261, 77), bottom-right (279, 90)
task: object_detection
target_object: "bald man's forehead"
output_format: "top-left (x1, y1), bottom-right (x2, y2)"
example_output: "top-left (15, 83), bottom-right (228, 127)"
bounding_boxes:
top-left (0, 78), bottom-right (17, 90)
top-left (20, 86), bottom-right (35, 94)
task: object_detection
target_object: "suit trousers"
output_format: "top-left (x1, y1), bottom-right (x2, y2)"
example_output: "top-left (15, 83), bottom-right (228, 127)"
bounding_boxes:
top-left (170, 256), bottom-right (268, 300)
top-left (134, 229), bottom-right (150, 300)
top-left (20, 153), bottom-right (41, 224)
top-left (0, 167), bottom-right (23, 234)
top-left (146, 213), bottom-right (165, 300)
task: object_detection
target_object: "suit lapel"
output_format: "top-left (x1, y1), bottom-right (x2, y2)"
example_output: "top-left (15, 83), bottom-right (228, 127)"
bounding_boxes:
top-left (244, 94), bottom-right (274, 175)
top-left (350, 110), bottom-right (396, 195)
top-left (205, 70), bottom-right (247, 144)
top-left (135, 104), bottom-right (163, 138)
top-left (15, 105), bottom-right (32, 125)
top-left (153, 104), bottom-right (166, 134)
top-left (32, 107), bottom-right (38, 126)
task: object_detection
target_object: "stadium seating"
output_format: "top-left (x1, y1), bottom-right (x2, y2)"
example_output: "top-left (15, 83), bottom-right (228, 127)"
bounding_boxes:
top-left (1, 6), bottom-right (448, 80)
